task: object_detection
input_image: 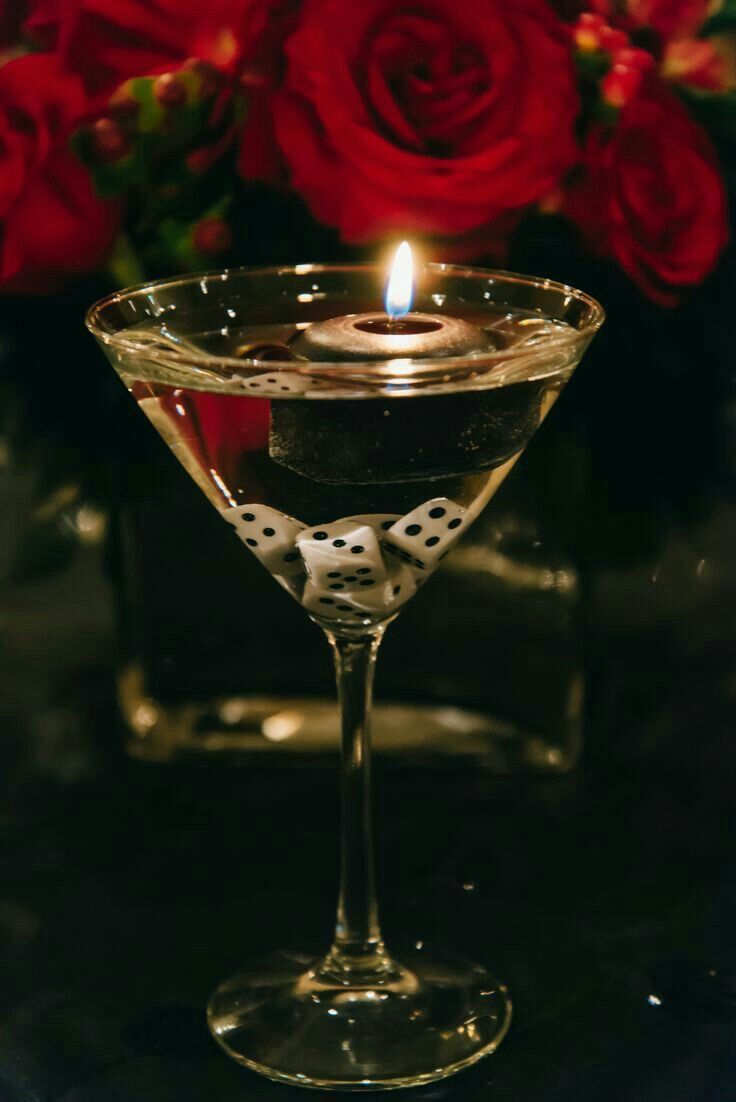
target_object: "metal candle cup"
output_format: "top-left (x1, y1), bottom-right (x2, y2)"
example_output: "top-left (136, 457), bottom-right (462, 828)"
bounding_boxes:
top-left (291, 243), bottom-right (492, 363)
top-left (290, 311), bottom-right (493, 363)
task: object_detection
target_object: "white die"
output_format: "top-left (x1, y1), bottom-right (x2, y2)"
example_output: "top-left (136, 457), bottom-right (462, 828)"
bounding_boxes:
top-left (301, 582), bottom-right (361, 622)
top-left (296, 521), bottom-right (387, 588)
top-left (301, 560), bottom-right (416, 624)
top-left (383, 497), bottom-right (468, 571)
top-left (222, 504), bottom-right (306, 576)
top-left (236, 371), bottom-right (312, 396)
top-left (337, 514), bottom-right (400, 537)
top-left (347, 560), bottom-right (417, 614)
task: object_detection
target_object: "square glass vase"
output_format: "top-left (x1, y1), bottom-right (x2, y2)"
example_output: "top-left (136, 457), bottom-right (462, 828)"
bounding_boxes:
top-left (110, 427), bottom-right (583, 774)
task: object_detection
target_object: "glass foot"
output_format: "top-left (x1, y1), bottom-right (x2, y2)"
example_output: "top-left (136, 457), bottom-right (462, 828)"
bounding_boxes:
top-left (207, 948), bottom-right (511, 1091)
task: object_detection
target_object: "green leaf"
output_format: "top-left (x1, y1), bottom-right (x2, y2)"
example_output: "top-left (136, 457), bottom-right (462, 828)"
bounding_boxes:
top-left (141, 194), bottom-right (233, 272)
top-left (108, 233), bottom-right (146, 287)
top-left (233, 90), bottom-right (248, 125)
top-left (592, 100), bottom-right (620, 126)
top-left (702, 0), bottom-right (736, 35)
top-left (156, 217), bottom-right (198, 267)
top-left (90, 153), bottom-right (144, 198)
top-left (574, 49), bottom-right (609, 83)
top-left (176, 67), bottom-right (201, 105)
top-left (681, 87), bottom-right (736, 142)
top-left (128, 77), bottom-right (166, 133)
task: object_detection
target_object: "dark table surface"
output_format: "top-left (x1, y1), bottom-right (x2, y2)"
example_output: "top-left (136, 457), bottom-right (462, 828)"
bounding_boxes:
top-left (1, 369), bottom-right (736, 1101)
top-left (1, 524), bottom-right (736, 1102)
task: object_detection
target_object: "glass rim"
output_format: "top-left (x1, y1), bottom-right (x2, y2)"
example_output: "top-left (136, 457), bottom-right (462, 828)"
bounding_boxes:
top-left (85, 261), bottom-right (606, 376)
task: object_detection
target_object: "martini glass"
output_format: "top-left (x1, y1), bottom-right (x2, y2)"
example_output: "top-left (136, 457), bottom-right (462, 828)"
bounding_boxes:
top-left (87, 263), bottom-right (603, 1091)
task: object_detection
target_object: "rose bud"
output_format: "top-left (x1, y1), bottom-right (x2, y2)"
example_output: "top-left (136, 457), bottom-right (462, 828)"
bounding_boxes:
top-left (573, 12), bottom-right (606, 51)
top-left (91, 117), bottom-right (131, 163)
top-left (612, 46), bottom-right (656, 72)
top-left (108, 83), bottom-right (138, 123)
top-left (598, 25), bottom-right (629, 53)
top-left (182, 58), bottom-right (221, 98)
top-left (192, 216), bottom-right (232, 254)
top-left (154, 72), bottom-right (187, 108)
top-left (601, 63), bottom-right (643, 108)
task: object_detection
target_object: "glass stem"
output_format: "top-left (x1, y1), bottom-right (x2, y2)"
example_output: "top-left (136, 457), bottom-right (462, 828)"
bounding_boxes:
top-left (323, 628), bottom-right (389, 977)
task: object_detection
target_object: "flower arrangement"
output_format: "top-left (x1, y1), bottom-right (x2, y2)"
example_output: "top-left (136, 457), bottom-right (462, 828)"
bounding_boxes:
top-left (0, 0), bottom-right (732, 304)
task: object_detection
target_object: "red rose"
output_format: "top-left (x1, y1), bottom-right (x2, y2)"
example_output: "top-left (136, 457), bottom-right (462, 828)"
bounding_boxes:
top-left (0, 53), bottom-right (122, 290)
top-left (626, 0), bottom-right (709, 40)
top-left (566, 86), bottom-right (728, 304)
top-left (22, 1), bottom-right (61, 48)
top-left (36, 0), bottom-right (257, 95)
top-left (130, 385), bottom-right (270, 485)
top-left (241, 0), bottom-right (579, 244)
top-left (156, 390), bottom-right (270, 476)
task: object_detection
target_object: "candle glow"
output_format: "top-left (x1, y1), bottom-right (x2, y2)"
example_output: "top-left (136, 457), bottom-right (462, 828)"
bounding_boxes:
top-left (291, 242), bottom-right (492, 360)
top-left (385, 241), bottom-right (414, 320)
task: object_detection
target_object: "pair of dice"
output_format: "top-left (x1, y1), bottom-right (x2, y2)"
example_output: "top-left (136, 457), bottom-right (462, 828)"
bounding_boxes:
top-left (222, 497), bottom-right (469, 621)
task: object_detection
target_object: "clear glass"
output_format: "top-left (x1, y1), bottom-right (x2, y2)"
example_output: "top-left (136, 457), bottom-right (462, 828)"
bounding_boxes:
top-left (87, 262), bottom-right (603, 1090)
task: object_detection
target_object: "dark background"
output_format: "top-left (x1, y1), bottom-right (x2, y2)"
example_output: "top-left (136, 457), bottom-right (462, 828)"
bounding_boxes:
top-left (1, 200), bottom-right (736, 1099)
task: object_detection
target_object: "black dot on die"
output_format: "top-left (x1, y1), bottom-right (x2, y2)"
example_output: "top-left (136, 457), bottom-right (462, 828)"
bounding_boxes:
top-left (246, 538), bottom-right (258, 547)
top-left (248, 382), bottom-right (260, 389)
top-left (280, 387), bottom-right (290, 392)
top-left (242, 513), bottom-right (255, 522)
top-left (425, 536), bottom-right (440, 547)
top-left (338, 605), bottom-right (352, 612)
top-left (319, 598), bottom-right (334, 605)
top-left (393, 586), bottom-right (401, 595)
top-left (283, 552), bottom-right (299, 563)
top-left (359, 579), bottom-right (375, 587)
top-left (405, 524), bottom-right (422, 536)
top-left (448, 518), bottom-right (462, 529)
top-left (327, 571), bottom-right (341, 578)
top-left (357, 568), bottom-right (371, 575)
top-left (351, 545), bottom-right (364, 554)
top-left (333, 539), bottom-right (346, 548)
top-left (313, 531), bottom-right (328, 541)
top-left (429, 507), bottom-right (446, 519)
top-left (381, 520), bottom-right (395, 530)
top-left (267, 378), bottom-right (277, 383)
top-left (329, 583), bottom-right (345, 590)
top-left (263, 527), bottom-right (275, 537)
top-left (344, 576), bottom-right (357, 583)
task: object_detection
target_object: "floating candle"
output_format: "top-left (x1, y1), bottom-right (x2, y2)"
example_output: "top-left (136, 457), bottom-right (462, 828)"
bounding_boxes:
top-left (290, 242), bottom-right (493, 362)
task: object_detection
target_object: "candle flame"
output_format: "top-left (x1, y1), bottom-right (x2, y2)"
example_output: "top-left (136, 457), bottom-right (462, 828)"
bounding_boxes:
top-left (385, 241), bottom-right (414, 319)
